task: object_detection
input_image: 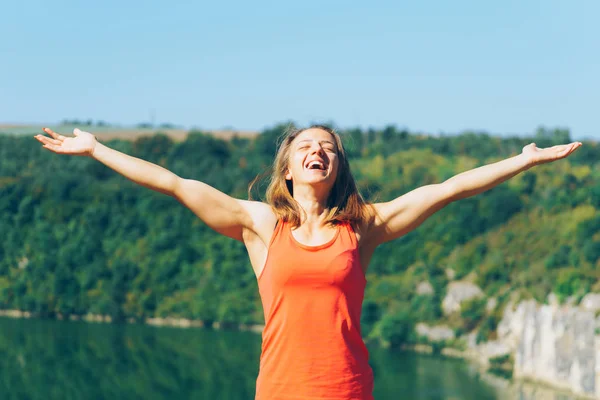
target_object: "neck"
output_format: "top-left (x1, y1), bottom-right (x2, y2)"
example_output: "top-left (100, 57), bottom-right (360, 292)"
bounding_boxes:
top-left (293, 185), bottom-right (331, 226)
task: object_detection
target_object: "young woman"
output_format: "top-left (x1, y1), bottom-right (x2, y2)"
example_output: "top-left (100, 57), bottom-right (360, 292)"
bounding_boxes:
top-left (35, 125), bottom-right (581, 399)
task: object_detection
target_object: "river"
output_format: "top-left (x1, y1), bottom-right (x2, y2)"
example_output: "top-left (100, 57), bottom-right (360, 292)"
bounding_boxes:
top-left (0, 316), bottom-right (566, 399)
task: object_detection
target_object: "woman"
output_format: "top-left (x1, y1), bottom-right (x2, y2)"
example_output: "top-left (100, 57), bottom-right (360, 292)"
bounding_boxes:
top-left (35, 125), bottom-right (581, 399)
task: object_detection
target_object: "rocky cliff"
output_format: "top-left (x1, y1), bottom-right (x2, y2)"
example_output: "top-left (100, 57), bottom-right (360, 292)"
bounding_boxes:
top-left (495, 296), bottom-right (600, 398)
top-left (419, 287), bottom-right (600, 398)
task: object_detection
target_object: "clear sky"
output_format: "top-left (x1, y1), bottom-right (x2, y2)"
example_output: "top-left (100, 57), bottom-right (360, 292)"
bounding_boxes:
top-left (1, 0), bottom-right (598, 139)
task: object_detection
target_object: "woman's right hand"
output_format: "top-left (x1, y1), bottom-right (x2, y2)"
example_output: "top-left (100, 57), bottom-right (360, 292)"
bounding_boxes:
top-left (34, 128), bottom-right (97, 157)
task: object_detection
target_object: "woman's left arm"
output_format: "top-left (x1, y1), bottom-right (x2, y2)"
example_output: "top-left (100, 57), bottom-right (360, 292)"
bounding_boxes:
top-left (367, 141), bottom-right (582, 245)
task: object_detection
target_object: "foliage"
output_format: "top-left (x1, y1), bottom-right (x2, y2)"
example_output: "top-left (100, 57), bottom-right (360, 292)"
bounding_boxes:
top-left (0, 125), bottom-right (598, 347)
top-left (476, 311), bottom-right (502, 344)
top-left (370, 308), bottom-right (416, 349)
top-left (460, 297), bottom-right (487, 332)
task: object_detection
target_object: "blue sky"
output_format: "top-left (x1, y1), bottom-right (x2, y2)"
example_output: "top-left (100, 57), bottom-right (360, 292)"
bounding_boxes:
top-left (1, 0), bottom-right (598, 139)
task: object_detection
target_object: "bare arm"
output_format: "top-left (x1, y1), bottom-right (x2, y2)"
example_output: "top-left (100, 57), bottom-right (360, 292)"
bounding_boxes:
top-left (91, 141), bottom-right (179, 195)
top-left (94, 142), bottom-right (264, 240)
top-left (35, 128), bottom-right (274, 241)
top-left (366, 142), bottom-right (582, 246)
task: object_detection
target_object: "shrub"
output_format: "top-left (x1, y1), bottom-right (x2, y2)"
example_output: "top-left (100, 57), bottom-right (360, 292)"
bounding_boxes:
top-left (544, 245), bottom-right (572, 269)
top-left (554, 269), bottom-right (593, 302)
top-left (476, 312), bottom-right (501, 343)
top-left (361, 299), bottom-right (381, 337)
top-left (460, 297), bottom-right (487, 332)
top-left (409, 295), bottom-right (442, 321)
top-left (372, 309), bottom-right (416, 349)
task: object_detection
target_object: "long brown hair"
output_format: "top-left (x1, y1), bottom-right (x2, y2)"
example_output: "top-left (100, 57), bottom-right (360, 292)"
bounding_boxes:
top-left (254, 124), bottom-right (371, 228)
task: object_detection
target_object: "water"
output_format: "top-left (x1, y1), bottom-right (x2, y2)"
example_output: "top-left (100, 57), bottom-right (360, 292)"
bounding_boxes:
top-left (0, 317), bottom-right (504, 399)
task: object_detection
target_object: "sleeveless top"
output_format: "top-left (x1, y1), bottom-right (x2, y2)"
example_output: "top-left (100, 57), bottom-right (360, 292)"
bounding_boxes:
top-left (255, 220), bottom-right (374, 400)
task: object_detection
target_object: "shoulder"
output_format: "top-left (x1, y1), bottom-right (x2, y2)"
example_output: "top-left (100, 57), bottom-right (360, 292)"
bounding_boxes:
top-left (237, 199), bottom-right (277, 226)
top-left (237, 199), bottom-right (273, 215)
top-left (350, 203), bottom-right (379, 247)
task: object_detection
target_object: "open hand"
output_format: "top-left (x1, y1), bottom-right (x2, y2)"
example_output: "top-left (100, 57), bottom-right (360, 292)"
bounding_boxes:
top-left (522, 142), bottom-right (582, 166)
top-left (34, 128), bottom-right (97, 157)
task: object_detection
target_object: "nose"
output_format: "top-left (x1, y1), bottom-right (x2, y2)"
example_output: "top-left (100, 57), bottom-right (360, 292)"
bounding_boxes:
top-left (309, 141), bottom-right (325, 155)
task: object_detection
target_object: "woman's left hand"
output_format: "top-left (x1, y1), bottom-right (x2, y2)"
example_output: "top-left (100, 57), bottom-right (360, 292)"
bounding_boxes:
top-left (522, 141), bottom-right (582, 166)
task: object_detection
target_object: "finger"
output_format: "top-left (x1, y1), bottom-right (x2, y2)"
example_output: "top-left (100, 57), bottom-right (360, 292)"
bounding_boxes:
top-left (556, 144), bottom-right (575, 158)
top-left (42, 143), bottom-right (70, 154)
top-left (35, 135), bottom-right (61, 146)
top-left (42, 127), bottom-right (60, 139)
top-left (42, 127), bottom-right (67, 142)
top-left (568, 143), bottom-right (582, 154)
top-left (559, 142), bottom-right (581, 150)
top-left (42, 143), bottom-right (60, 153)
top-left (555, 144), bottom-right (570, 155)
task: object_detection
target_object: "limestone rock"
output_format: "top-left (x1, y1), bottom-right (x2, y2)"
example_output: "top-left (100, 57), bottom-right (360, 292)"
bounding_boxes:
top-left (565, 295), bottom-right (578, 307)
top-left (580, 293), bottom-right (600, 312)
top-left (496, 300), bottom-right (596, 397)
top-left (478, 340), bottom-right (511, 360)
top-left (416, 281), bottom-right (434, 296)
top-left (464, 331), bottom-right (478, 350)
top-left (17, 257), bottom-right (29, 269)
top-left (547, 293), bottom-right (560, 307)
top-left (442, 281), bottom-right (484, 315)
top-left (596, 336), bottom-right (600, 398)
top-left (486, 297), bottom-right (498, 313)
top-left (415, 323), bottom-right (455, 342)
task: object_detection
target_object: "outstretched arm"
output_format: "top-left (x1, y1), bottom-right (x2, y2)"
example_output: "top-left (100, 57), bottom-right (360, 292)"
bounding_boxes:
top-left (365, 141), bottom-right (582, 245)
top-left (35, 128), bottom-right (275, 242)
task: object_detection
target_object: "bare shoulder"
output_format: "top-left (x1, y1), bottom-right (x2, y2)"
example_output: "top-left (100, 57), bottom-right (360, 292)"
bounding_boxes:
top-left (353, 203), bottom-right (380, 249)
top-left (237, 200), bottom-right (277, 245)
top-left (359, 200), bottom-right (403, 246)
top-left (350, 204), bottom-right (380, 274)
top-left (237, 199), bottom-right (276, 223)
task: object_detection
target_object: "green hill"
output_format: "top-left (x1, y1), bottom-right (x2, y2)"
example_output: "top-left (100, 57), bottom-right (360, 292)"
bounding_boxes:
top-left (0, 124), bottom-right (598, 348)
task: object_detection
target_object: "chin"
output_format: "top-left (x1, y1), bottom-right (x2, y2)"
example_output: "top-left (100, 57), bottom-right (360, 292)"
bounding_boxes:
top-left (307, 176), bottom-right (334, 186)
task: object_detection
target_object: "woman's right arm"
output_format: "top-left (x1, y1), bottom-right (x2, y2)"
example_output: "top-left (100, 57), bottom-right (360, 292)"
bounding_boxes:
top-left (36, 128), bottom-right (275, 242)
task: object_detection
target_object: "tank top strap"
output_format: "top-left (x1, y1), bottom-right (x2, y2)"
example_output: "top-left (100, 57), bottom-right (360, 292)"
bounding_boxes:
top-left (257, 220), bottom-right (285, 282)
top-left (338, 221), bottom-right (358, 249)
top-left (268, 219), bottom-right (286, 249)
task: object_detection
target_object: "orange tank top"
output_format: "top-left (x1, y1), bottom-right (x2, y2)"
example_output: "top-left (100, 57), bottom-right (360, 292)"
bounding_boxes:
top-left (255, 220), bottom-right (374, 400)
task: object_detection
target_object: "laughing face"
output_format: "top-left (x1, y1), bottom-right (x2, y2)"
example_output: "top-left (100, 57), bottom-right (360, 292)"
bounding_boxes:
top-left (285, 128), bottom-right (339, 191)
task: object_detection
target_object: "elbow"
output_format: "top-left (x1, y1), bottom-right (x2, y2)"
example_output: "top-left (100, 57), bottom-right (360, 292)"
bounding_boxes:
top-left (440, 181), bottom-right (460, 203)
top-left (165, 175), bottom-right (182, 197)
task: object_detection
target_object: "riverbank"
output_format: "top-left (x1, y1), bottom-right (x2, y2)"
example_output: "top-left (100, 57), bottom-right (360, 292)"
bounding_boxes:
top-left (0, 309), bottom-right (265, 333)
top-left (406, 342), bottom-right (594, 400)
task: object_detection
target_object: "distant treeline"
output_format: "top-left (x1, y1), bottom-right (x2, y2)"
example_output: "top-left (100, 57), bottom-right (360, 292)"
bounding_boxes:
top-left (59, 119), bottom-right (181, 129)
top-left (60, 119), bottom-right (112, 127)
top-left (0, 124), bottom-right (598, 347)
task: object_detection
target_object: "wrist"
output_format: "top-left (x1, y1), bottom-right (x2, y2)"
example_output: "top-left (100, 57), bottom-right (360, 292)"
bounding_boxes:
top-left (518, 152), bottom-right (536, 170)
top-left (89, 137), bottom-right (100, 158)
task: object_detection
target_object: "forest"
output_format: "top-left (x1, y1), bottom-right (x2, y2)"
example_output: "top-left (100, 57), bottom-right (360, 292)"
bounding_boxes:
top-left (0, 124), bottom-right (598, 348)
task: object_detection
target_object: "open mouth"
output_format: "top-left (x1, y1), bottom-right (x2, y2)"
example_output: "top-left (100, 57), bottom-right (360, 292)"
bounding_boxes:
top-left (306, 160), bottom-right (327, 171)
